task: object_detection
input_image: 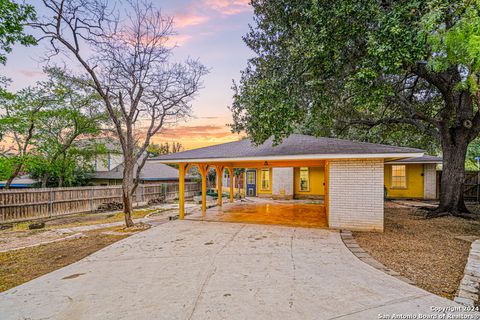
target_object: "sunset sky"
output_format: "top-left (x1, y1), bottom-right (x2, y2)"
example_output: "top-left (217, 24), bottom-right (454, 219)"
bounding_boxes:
top-left (2, 0), bottom-right (254, 150)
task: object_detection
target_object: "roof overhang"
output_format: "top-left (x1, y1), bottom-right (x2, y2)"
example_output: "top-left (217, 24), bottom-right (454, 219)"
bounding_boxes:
top-left (153, 152), bottom-right (425, 164)
top-left (386, 160), bottom-right (442, 164)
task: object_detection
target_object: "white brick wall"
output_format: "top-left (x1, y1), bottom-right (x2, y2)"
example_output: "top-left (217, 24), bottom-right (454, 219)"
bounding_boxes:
top-left (423, 164), bottom-right (437, 200)
top-left (328, 159), bottom-right (384, 232)
top-left (272, 167), bottom-right (294, 199)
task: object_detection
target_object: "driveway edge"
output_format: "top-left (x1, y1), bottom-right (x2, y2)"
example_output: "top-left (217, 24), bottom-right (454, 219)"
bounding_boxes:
top-left (340, 230), bottom-right (415, 285)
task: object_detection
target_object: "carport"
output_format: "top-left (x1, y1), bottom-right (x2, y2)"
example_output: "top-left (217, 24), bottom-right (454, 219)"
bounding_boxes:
top-left (153, 134), bottom-right (424, 231)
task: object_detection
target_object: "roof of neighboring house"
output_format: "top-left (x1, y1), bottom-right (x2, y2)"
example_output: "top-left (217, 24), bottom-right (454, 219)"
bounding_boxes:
top-left (153, 134), bottom-right (424, 162)
top-left (385, 155), bottom-right (442, 164)
top-left (92, 161), bottom-right (183, 181)
top-left (0, 175), bottom-right (38, 188)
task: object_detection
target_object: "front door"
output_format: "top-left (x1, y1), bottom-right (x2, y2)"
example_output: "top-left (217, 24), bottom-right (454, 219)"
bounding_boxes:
top-left (246, 170), bottom-right (257, 196)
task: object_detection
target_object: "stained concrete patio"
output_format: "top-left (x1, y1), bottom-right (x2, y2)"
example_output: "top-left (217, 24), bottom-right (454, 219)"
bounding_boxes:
top-left (187, 201), bottom-right (327, 228)
top-left (0, 219), bottom-right (473, 320)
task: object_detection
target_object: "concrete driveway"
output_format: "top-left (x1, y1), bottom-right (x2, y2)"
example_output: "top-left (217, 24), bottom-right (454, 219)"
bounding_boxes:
top-left (0, 220), bottom-right (472, 320)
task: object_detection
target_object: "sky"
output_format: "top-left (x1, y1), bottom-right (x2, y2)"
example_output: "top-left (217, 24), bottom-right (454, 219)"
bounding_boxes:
top-left (1, 0), bottom-right (254, 150)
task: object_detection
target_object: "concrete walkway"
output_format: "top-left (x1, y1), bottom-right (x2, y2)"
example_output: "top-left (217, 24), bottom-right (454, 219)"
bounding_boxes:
top-left (0, 220), bottom-right (474, 320)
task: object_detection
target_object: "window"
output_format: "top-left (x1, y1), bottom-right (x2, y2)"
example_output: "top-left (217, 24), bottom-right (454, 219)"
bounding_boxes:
top-left (247, 171), bottom-right (255, 184)
top-left (261, 168), bottom-right (270, 190)
top-left (299, 167), bottom-right (310, 191)
top-left (391, 165), bottom-right (406, 188)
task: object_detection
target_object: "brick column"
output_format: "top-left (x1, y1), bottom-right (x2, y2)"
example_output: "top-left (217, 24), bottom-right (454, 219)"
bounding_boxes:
top-left (328, 159), bottom-right (384, 232)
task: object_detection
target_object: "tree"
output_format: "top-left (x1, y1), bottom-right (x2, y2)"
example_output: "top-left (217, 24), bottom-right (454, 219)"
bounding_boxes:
top-left (0, 68), bottom-right (105, 188)
top-left (32, 68), bottom-right (106, 187)
top-left (33, 0), bottom-right (207, 226)
top-left (0, 0), bottom-right (36, 64)
top-left (231, 0), bottom-right (480, 217)
top-left (147, 141), bottom-right (184, 157)
top-left (0, 84), bottom-right (51, 188)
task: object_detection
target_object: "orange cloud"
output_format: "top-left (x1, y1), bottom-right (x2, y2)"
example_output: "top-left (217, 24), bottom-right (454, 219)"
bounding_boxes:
top-left (152, 124), bottom-right (244, 149)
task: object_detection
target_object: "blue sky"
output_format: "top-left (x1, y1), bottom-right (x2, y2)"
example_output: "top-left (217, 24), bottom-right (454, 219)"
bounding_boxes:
top-left (2, 0), bottom-right (254, 149)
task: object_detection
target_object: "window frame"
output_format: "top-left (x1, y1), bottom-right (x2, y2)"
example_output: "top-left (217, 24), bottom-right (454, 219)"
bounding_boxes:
top-left (299, 167), bottom-right (310, 192)
top-left (247, 171), bottom-right (255, 184)
top-left (391, 165), bottom-right (407, 189)
top-left (260, 168), bottom-right (270, 191)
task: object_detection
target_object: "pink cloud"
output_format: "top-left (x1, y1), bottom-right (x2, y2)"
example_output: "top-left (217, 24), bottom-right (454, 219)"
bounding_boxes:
top-left (19, 69), bottom-right (44, 78)
top-left (174, 12), bottom-right (209, 28)
top-left (165, 34), bottom-right (192, 47)
top-left (203, 0), bottom-right (251, 15)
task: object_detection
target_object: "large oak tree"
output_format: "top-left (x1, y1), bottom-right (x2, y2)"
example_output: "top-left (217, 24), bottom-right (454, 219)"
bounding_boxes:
top-left (231, 0), bottom-right (480, 217)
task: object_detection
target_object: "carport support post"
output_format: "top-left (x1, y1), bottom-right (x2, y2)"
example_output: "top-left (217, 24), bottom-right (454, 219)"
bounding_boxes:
top-left (216, 165), bottom-right (224, 207)
top-left (179, 163), bottom-right (186, 219)
top-left (200, 164), bottom-right (208, 215)
top-left (228, 167), bottom-right (234, 203)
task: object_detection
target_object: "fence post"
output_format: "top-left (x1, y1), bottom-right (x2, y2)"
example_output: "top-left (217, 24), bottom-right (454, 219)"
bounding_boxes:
top-left (90, 187), bottom-right (94, 212)
top-left (49, 189), bottom-right (53, 218)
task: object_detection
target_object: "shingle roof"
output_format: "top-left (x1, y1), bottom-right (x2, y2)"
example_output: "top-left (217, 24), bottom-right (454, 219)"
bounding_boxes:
top-left (0, 175), bottom-right (38, 187)
top-left (92, 161), bottom-right (181, 180)
top-left (385, 155), bottom-right (442, 164)
top-left (153, 134), bottom-right (424, 162)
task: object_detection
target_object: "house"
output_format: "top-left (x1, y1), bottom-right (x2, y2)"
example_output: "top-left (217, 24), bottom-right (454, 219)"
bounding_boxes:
top-left (0, 175), bottom-right (38, 188)
top-left (384, 155), bottom-right (442, 200)
top-left (154, 134), bottom-right (427, 232)
top-left (223, 155), bottom-right (442, 200)
top-left (91, 161), bottom-right (193, 185)
top-left (91, 139), bottom-right (124, 172)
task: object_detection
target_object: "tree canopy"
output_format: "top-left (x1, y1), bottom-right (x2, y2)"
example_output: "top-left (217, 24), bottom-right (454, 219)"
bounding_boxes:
top-left (231, 0), bottom-right (480, 215)
top-left (231, 0), bottom-right (480, 145)
top-left (0, 0), bottom-right (36, 64)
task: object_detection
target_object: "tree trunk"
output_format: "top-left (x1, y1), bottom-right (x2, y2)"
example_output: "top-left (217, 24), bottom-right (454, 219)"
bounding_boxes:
top-left (41, 174), bottom-right (48, 188)
top-left (122, 157), bottom-right (135, 227)
top-left (429, 131), bottom-right (472, 218)
top-left (4, 163), bottom-right (23, 189)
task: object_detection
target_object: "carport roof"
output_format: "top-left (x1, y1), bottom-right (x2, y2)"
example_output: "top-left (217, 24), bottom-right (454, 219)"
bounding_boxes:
top-left (153, 134), bottom-right (424, 163)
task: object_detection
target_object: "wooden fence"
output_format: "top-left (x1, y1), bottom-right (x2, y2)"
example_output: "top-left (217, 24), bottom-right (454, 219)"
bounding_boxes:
top-left (0, 182), bottom-right (200, 223)
top-left (436, 171), bottom-right (480, 201)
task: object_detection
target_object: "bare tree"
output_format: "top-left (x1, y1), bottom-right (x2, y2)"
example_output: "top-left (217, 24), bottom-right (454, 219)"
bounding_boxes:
top-left (32, 0), bottom-right (207, 226)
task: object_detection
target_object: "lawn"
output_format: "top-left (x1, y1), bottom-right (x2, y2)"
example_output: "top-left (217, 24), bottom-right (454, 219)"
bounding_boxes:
top-left (354, 202), bottom-right (480, 300)
top-left (0, 228), bottom-right (129, 292)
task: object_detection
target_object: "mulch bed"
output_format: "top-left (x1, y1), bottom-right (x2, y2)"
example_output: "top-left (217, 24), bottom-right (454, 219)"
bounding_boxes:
top-left (354, 202), bottom-right (480, 300)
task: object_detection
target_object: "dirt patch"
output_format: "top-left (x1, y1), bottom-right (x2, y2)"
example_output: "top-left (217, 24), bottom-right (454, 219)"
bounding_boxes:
top-left (354, 203), bottom-right (480, 300)
top-left (0, 229), bottom-right (128, 292)
top-left (46, 208), bottom-right (158, 229)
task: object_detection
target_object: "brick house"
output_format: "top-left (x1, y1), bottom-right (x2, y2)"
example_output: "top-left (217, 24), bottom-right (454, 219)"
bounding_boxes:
top-left (154, 134), bottom-right (429, 232)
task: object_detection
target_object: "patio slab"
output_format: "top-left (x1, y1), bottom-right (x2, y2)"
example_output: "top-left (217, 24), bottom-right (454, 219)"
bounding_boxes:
top-left (0, 220), bottom-right (473, 320)
top-left (187, 201), bottom-right (327, 228)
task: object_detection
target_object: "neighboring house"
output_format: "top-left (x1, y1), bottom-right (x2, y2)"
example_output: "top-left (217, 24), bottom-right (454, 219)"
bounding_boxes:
top-left (0, 175), bottom-right (38, 188)
top-left (156, 134), bottom-right (427, 231)
top-left (91, 161), bottom-right (191, 185)
top-left (91, 140), bottom-right (124, 172)
top-left (384, 155), bottom-right (442, 200)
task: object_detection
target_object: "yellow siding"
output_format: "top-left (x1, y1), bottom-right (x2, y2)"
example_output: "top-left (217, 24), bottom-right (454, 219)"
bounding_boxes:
top-left (384, 164), bottom-right (424, 198)
top-left (257, 168), bottom-right (272, 195)
top-left (294, 167), bottom-right (325, 196)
